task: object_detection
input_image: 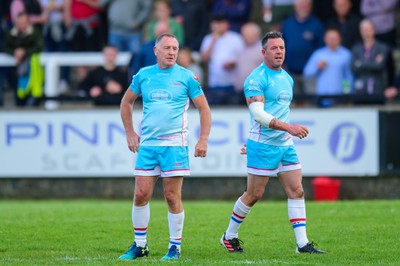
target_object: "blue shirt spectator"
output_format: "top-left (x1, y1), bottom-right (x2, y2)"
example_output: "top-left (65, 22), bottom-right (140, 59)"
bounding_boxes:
top-left (281, 0), bottom-right (324, 75)
top-left (303, 29), bottom-right (353, 97)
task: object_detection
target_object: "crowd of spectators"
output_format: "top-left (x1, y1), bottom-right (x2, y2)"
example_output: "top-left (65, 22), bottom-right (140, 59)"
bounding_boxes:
top-left (0, 0), bottom-right (399, 108)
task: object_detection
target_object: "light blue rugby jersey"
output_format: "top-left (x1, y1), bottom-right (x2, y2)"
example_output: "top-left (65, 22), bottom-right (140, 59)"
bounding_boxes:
top-left (244, 62), bottom-right (294, 146)
top-left (130, 64), bottom-right (203, 146)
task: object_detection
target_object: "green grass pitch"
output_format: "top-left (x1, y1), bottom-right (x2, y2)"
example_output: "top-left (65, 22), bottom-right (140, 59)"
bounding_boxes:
top-left (1, 199), bottom-right (399, 265)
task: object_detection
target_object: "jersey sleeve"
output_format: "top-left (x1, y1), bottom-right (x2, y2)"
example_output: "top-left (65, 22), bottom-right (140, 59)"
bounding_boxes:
top-left (244, 74), bottom-right (266, 98)
top-left (187, 71), bottom-right (204, 99)
top-left (129, 71), bottom-right (142, 95)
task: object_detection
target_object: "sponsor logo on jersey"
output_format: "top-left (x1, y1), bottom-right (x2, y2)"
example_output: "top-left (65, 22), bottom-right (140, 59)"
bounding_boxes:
top-left (149, 89), bottom-right (173, 102)
top-left (276, 91), bottom-right (291, 105)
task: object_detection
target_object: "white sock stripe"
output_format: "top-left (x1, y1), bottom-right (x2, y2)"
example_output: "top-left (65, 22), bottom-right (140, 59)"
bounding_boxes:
top-left (237, 198), bottom-right (252, 213)
top-left (133, 203), bottom-right (149, 210)
top-left (288, 198), bottom-right (306, 208)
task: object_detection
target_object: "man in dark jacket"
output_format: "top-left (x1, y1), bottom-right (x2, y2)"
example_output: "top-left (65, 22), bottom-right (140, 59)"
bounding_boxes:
top-left (78, 45), bottom-right (128, 106)
top-left (4, 11), bottom-right (43, 106)
top-left (351, 19), bottom-right (394, 104)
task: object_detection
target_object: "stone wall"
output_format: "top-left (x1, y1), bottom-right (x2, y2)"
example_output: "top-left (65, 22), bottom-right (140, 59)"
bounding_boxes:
top-left (1, 176), bottom-right (399, 200)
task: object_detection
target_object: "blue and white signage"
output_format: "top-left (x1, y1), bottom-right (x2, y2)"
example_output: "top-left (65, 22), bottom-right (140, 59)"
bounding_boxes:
top-left (0, 108), bottom-right (379, 177)
top-left (290, 109), bottom-right (378, 176)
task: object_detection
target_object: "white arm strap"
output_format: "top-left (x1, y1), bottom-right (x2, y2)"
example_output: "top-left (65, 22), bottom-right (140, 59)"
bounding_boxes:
top-left (249, 101), bottom-right (275, 128)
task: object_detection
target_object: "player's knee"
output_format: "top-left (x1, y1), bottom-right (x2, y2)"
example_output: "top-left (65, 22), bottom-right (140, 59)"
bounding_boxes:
top-left (244, 191), bottom-right (263, 205)
top-left (292, 186), bottom-right (304, 198)
top-left (164, 191), bottom-right (181, 207)
top-left (134, 190), bottom-right (151, 204)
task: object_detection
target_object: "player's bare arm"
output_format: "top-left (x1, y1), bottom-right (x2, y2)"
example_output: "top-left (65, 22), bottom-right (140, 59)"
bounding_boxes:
top-left (246, 96), bottom-right (309, 139)
top-left (192, 94), bottom-right (211, 157)
top-left (120, 89), bottom-right (140, 152)
top-left (270, 120), bottom-right (309, 139)
top-left (246, 95), bottom-right (265, 105)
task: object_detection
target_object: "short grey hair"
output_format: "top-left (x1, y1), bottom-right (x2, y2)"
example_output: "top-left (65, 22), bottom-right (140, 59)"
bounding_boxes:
top-left (155, 33), bottom-right (178, 47)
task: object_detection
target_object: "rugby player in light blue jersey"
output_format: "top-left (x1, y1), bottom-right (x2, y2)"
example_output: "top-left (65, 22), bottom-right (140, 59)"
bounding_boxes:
top-left (220, 31), bottom-right (326, 254)
top-left (119, 33), bottom-right (211, 261)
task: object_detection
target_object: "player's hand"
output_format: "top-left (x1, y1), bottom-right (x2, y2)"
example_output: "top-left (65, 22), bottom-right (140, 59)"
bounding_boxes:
top-left (240, 144), bottom-right (247, 155)
top-left (126, 132), bottom-right (140, 153)
top-left (288, 124), bottom-right (309, 139)
top-left (194, 139), bottom-right (208, 157)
